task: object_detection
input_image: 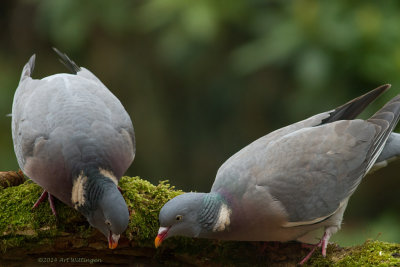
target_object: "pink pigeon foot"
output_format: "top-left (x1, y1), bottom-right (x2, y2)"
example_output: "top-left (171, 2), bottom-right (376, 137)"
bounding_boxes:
top-left (32, 190), bottom-right (57, 216)
top-left (299, 230), bottom-right (332, 265)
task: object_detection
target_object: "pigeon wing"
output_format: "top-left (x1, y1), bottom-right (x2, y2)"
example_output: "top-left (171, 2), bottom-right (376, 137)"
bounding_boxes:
top-left (243, 84), bottom-right (390, 155)
top-left (212, 95), bottom-right (400, 226)
top-left (12, 55), bottom-right (135, 204)
top-left (260, 95), bottom-right (400, 225)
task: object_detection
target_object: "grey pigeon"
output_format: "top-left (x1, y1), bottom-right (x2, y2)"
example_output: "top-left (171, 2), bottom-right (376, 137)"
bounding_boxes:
top-left (156, 85), bottom-right (400, 263)
top-left (12, 49), bottom-right (135, 249)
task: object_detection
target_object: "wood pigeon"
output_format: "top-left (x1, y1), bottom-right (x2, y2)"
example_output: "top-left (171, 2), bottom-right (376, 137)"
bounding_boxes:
top-left (155, 85), bottom-right (400, 264)
top-left (12, 49), bottom-right (135, 249)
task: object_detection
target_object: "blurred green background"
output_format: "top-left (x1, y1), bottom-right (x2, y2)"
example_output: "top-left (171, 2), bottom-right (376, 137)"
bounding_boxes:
top-left (1, 0), bottom-right (399, 246)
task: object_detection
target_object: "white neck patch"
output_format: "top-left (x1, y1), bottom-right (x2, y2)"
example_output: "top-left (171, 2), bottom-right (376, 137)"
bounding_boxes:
top-left (71, 172), bottom-right (87, 209)
top-left (99, 168), bottom-right (118, 185)
top-left (213, 203), bottom-right (232, 232)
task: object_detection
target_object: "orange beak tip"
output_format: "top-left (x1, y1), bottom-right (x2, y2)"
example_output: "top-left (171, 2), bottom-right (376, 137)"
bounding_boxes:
top-left (155, 235), bottom-right (162, 248)
top-left (108, 232), bottom-right (120, 249)
top-left (108, 240), bottom-right (118, 249)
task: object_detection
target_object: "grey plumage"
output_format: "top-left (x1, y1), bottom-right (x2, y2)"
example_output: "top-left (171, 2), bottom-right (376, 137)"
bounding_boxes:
top-left (53, 48), bottom-right (81, 74)
top-left (12, 50), bottom-right (135, 248)
top-left (373, 133), bottom-right (400, 171)
top-left (156, 85), bottom-right (400, 262)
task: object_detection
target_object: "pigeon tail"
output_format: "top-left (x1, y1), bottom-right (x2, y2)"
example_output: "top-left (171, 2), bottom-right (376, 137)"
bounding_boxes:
top-left (53, 47), bottom-right (81, 74)
top-left (368, 95), bottom-right (400, 131)
top-left (364, 95), bottom-right (400, 173)
top-left (319, 84), bottom-right (391, 125)
top-left (373, 132), bottom-right (400, 172)
top-left (20, 54), bottom-right (36, 82)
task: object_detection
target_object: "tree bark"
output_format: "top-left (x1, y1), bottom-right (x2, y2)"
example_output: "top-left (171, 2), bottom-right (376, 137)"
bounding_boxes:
top-left (0, 170), bottom-right (25, 189)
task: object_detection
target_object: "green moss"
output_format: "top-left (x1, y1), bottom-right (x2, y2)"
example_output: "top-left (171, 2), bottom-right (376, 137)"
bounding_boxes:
top-left (0, 180), bottom-right (86, 251)
top-left (0, 176), bottom-right (181, 251)
top-left (0, 180), bottom-right (61, 236)
top-left (1, 177), bottom-right (400, 266)
top-left (307, 240), bottom-right (400, 266)
top-left (119, 176), bottom-right (182, 246)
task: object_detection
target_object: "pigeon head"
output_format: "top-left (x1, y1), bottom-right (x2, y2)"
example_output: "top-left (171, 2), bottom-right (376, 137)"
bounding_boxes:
top-left (87, 186), bottom-right (129, 249)
top-left (155, 192), bottom-right (230, 247)
top-left (155, 193), bottom-right (205, 247)
top-left (74, 171), bottom-right (129, 249)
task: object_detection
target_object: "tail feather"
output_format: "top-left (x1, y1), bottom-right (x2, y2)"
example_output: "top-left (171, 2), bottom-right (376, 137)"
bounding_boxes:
top-left (20, 54), bottom-right (36, 82)
top-left (374, 132), bottom-right (400, 166)
top-left (53, 47), bottom-right (81, 74)
top-left (369, 95), bottom-right (400, 134)
top-left (320, 84), bottom-right (391, 125)
top-left (366, 95), bottom-right (400, 172)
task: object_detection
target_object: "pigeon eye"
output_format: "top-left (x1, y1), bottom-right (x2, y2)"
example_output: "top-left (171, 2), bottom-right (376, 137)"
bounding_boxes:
top-left (176, 215), bottom-right (183, 221)
top-left (105, 220), bottom-right (111, 226)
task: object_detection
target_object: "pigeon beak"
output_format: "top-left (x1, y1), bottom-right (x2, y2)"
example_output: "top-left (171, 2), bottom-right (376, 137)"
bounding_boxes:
top-left (155, 226), bottom-right (170, 248)
top-left (108, 231), bottom-right (120, 249)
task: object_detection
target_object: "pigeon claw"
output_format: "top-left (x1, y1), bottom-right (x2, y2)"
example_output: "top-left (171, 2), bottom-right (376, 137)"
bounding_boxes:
top-left (299, 230), bottom-right (332, 265)
top-left (32, 190), bottom-right (57, 216)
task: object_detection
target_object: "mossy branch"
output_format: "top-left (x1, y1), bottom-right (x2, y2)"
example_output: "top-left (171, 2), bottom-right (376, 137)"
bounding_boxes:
top-left (0, 171), bottom-right (25, 189)
top-left (1, 176), bottom-right (400, 266)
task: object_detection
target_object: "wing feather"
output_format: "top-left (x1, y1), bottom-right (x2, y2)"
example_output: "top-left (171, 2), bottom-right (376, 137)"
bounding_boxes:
top-left (212, 94), bottom-right (400, 226)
